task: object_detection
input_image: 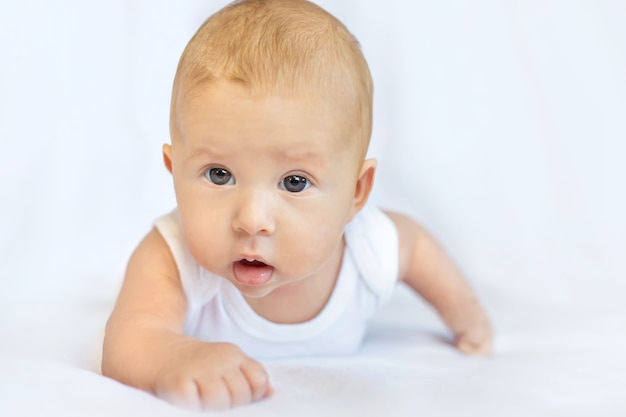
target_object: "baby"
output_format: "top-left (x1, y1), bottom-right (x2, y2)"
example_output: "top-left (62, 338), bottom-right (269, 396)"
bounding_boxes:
top-left (102, 0), bottom-right (492, 410)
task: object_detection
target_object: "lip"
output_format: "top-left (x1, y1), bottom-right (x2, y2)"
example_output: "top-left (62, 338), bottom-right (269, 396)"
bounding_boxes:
top-left (237, 254), bottom-right (269, 263)
top-left (232, 258), bottom-right (275, 286)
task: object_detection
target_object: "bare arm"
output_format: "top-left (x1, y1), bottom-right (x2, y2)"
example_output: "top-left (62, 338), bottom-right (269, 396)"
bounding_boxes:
top-left (385, 211), bottom-right (493, 355)
top-left (102, 228), bottom-right (272, 409)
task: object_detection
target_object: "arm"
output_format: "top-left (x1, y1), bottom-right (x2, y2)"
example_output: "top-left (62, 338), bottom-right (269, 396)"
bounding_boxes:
top-left (101, 228), bottom-right (273, 410)
top-left (385, 211), bottom-right (493, 355)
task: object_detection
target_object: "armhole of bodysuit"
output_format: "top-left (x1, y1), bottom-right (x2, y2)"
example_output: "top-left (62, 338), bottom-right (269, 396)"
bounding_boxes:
top-left (344, 205), bottom-right (400, 307)
top-left (153, 211), bottom-right (218, 309)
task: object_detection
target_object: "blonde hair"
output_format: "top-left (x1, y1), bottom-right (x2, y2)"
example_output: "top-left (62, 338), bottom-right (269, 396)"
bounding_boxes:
top-left (170, 0), bottom-right (373, 159)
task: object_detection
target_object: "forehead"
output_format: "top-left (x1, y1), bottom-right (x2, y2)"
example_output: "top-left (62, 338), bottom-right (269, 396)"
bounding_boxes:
top-left (174, 81), bottom-right (349, 155)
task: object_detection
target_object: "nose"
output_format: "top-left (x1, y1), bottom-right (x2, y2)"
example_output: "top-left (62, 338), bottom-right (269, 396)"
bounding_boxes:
top-left (231, 188), bottom-right (276, 236)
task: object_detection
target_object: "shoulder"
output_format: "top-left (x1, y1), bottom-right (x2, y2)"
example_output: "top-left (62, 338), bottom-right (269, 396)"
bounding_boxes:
top-left (153, 210), bottom-right (220, 307)
top-left (344, 205), bottom-right (399, 304)
top-left (126, 226), bottom-right (178, 287)
top-left (153, 210), bottom-right (197, 274)
top-left (381, 210), bottom-right (425, 283)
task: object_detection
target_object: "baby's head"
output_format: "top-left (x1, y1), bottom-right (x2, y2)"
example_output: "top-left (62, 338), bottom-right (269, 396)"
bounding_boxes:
top-left (164, 0), bottom-right (377, 299)
top-left (169, 0), bottom-right (373, 164)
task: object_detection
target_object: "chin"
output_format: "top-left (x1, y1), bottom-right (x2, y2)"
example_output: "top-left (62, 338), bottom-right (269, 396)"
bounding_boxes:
top-left (234, 282), bottom-right (277, 299)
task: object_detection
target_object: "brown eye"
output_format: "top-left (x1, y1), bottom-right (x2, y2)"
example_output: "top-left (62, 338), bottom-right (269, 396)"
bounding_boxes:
top-left (279, 175), bottom-right (309, 193)
top-left (205, 167), bottom-right (235, 185)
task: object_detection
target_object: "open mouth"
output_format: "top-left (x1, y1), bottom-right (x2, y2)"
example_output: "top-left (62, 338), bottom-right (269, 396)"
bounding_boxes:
top-left (241, 259), bottom-right (267, 267)
top-left (233, 259), bottom-right (274, 286)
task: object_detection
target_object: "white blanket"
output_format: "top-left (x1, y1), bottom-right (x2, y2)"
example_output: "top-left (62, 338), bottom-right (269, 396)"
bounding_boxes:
top-left (1, 1), bottom-right (625, 416)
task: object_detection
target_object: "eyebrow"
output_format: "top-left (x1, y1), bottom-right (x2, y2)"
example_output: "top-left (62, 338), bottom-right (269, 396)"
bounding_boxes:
top-left (182, 146), bottom-right (225, 163)
top-left (181, 141), bottom-right (329, 170)
top-left (185, 144), bottom-right (323, 160)
top-left (273, 147), bottom-right (324, 163)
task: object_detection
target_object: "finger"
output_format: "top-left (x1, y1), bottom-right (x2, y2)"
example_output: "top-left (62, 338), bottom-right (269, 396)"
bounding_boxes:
top-left (240, 358), bottom-right (271, 402)
top-left (263, 384), bottom-right (275, 398)
top-left (154, 377), bottom-right (202, 411)
top-left (222, 371), bottom-right (253, 408)
top-left (456, 338), bottom-right (492, 356)
top-left (196, 378), bottom-right (231, 410)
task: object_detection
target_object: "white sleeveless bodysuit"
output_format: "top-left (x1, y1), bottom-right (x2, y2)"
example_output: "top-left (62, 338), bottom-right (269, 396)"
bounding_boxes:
top-left (154, 205), bottom-right (399, 359)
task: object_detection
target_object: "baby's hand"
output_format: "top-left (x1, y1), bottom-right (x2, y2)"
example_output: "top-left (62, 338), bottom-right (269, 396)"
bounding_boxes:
top-left (452, 313), bottom-right (493, 356)
top-left (152, 341), bottom-right (273, 410)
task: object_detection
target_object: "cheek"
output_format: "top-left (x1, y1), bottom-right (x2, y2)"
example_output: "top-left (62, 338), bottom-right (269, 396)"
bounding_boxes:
top-left (181, 216), bottom-right (221, 258)
top-left (280, 208), bottom-right (347, 266)
top-left (177, 198), bottom-right (230, 268)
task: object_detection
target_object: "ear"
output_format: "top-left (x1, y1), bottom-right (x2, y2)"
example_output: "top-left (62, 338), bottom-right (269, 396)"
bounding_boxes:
top-left (348, 159), bottom-right (377, 221)
top-left (163, 144), bottom-right (173, 174)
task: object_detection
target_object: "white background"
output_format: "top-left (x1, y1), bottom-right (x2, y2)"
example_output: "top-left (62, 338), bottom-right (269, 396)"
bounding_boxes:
top-left (1, 1), bottom-right (625, 416)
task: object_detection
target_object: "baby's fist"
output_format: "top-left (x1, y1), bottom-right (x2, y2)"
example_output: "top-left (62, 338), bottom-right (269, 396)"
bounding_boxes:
top-left (153, 342), bottom-right (273, 410)
top-left (454, 318), bottom-right (493, 356)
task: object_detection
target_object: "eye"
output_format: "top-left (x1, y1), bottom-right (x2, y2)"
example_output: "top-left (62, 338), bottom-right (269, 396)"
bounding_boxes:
top-left (205, 167), bottom-right (235, 186)
top-left (279, 175), bottom-right (310, 193)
